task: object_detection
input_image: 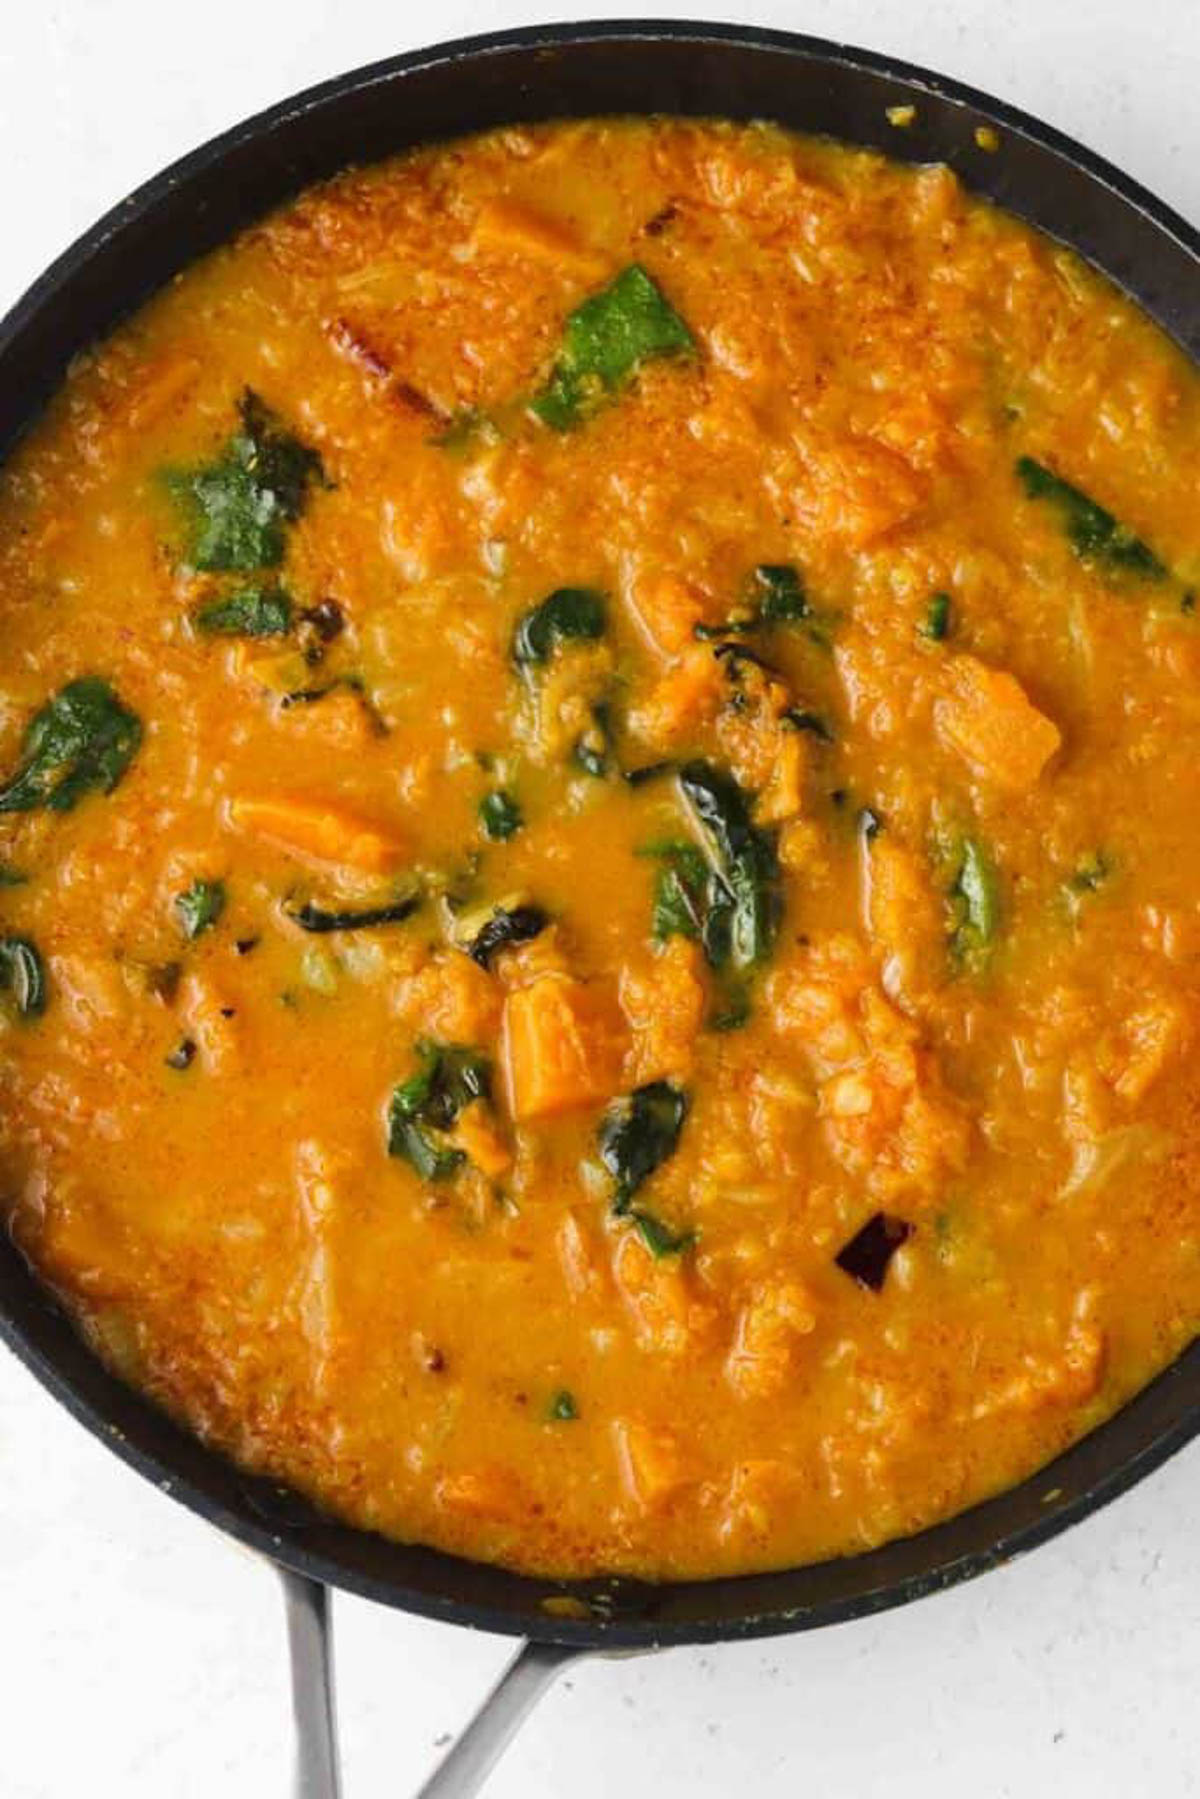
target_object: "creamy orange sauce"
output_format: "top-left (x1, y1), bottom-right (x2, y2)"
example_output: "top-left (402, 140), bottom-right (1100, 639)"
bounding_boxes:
top-left (1, 118), bottom-right (1199, 1580)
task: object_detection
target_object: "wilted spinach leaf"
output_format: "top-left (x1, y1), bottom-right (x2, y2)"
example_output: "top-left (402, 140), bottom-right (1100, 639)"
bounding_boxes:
top-left (194, 584), bottom-right (293, 637)
top-left (166, 389), bottom-right (325, 572)
top-left (512, 588), bottom-right (607, 666)
top-left (631, 1208), bottom-right (696, 1258)
top-left (946, 835), bottom-right (1000, 965)
top-left (598, 1079), bottom-right (689, 1213)
top-left (920, 591), bottom-right (952, 641)
top-left (531, 264), bottom-right (695, 431)
top-left (694, 563), bottom-right (834, 648)
top-left (387, 1041), bottom-right (492, 1181)
top-left (751, 563), bottom-right (809, 622)
top-left (479, 789), bottom-right (523, 841)
top-left (677, 761), bottom-right (780, 972)
top-left (1015, 456), bottom-right (1167, 579)
top-left (175, 879), bottom-right (226, 941)
top-left (0, 678), bottom-right (142, 814)
top-left (638, 840), bottom-right (709, 943)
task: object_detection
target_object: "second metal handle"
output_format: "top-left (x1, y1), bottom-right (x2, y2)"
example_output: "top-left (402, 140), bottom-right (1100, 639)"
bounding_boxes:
top-left (414, 1637), bottom-right (582, 1798)
top-left (279, 1564), bottom-right (582, 1799)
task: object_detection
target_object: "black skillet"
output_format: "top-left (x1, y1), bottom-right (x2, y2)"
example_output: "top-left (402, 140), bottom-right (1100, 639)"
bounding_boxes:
top-left (2, 21), bottom-right (1198, 1797)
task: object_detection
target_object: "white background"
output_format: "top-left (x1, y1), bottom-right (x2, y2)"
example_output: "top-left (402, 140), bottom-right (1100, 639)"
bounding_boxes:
top-left (2, 2), bottom-right (1198, 1795)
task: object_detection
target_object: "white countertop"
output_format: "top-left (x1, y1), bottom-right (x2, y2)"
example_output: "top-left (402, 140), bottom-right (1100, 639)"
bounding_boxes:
top-left (2, 2), bottom-right (1198, 1794)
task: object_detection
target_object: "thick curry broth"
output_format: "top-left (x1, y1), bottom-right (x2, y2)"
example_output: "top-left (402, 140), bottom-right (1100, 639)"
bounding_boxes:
top-left (1, 118), bottom-right (1199, 1580)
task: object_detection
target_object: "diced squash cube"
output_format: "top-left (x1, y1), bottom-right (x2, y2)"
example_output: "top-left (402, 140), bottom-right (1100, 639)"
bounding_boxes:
top-left (718, 1459), bottom-right (801, 1543)
top-left (612, 1418), bottom-right (693, 1512)
top-left (935, 654), bottom-right (1061, 790)
top-left (628, 572), bottom-right (707, 659)
top-left (473, 197), bottom-right (606, 276)
top-left (797, 436), bottom-right (925, 548)
top-left (630, 644), bottom-right (724, 747)
top-left (725, 1279), bottom-right (817, 1399)
top-left (275, 687), bottom-right (375, 752)
top-left (228, 793), bottom-right (406, 876)
top-left (435, 1466), bottom-right (524, 1523)
top-left (37, 1198), bottom-right (131, 1299)
top-left (612, 1229), bottom-right (714, 1357)
top-left (398, 952), bottom-right (502, 1042)
top-left (502, 973), bottom-right (626, 1121)
top-left (865, 837), bottom-right (944, 1002)
top-left (619, 938), bottom-right (707, 1085)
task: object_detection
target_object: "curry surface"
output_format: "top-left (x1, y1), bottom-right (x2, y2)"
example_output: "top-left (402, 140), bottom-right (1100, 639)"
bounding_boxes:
top-left (1, 118), bottom-right (1199, 1581)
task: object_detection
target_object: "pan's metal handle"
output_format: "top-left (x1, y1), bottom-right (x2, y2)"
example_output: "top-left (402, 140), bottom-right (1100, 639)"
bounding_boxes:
top-left (280, 1568), bottom-right (342, 1799)
top-left (414, 1637), bottom-right (583, 1798)
top-left (278, 1562), bottom-right (583, 1798)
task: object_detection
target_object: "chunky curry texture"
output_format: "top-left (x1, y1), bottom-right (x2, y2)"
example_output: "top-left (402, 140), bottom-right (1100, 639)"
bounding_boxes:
top-left (2, 118), bottom-right (1199, 1581)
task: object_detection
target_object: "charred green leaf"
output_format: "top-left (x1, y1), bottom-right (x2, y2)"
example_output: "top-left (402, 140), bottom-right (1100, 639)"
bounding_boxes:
top-left (463, 904), bottom-right (550, 969)
top-left (0, 934), bottom-right (46, 1019)
top-left (835, 1212), bottom-right (912, 1291)
top-left (288, 889), bottom-right (420, 933)
top-left (1068, 849), bottom-right (1112, 897)
top-left (623, 759), bottom-right (676, 788)
top-left (572, 702), bottom-right (612, 778)
top-left (782, 707), bottom-right (833, 743)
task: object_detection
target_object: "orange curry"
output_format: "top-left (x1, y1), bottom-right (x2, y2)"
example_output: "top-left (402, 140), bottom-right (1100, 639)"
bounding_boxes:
top-left (1, 119), bottom-right (1198, 1580)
